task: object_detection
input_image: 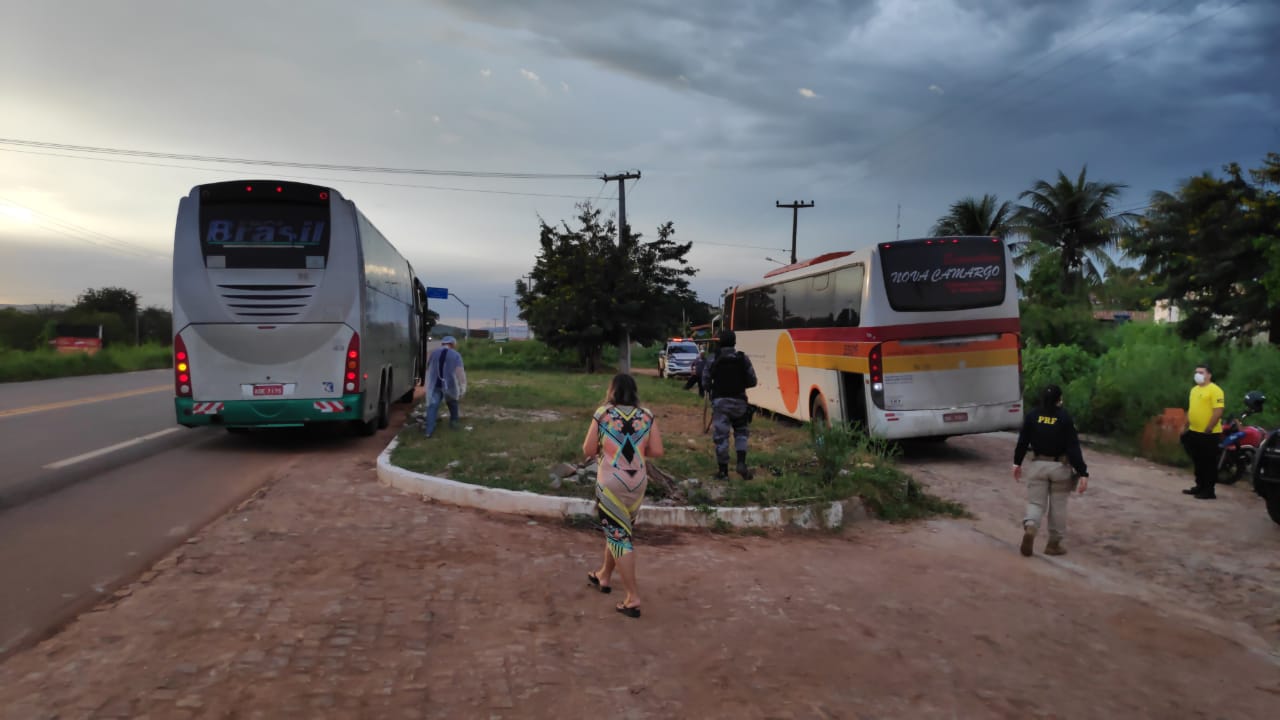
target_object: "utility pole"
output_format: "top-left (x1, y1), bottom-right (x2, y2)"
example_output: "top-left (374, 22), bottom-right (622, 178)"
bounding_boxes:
top-left (775, 200), bottom-right (814, 264)
top-left (601, 170), bottom-right (642, 373)
top-left (501, 295), bottom-right (509, 333)
top-left (601, 171), bottom-right (641, 245)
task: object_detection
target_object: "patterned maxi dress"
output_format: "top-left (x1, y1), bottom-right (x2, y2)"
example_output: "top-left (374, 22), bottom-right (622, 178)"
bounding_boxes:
top-left (590, 404), bottom-right (656, 558)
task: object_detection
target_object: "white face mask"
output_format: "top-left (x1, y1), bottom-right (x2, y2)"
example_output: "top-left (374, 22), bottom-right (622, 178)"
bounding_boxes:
top-left (1194, 372), bottom-right (1206, 385)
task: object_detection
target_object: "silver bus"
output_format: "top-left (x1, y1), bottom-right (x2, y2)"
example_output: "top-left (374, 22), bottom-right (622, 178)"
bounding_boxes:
top-left (172, 180), bottom-right (426, 434)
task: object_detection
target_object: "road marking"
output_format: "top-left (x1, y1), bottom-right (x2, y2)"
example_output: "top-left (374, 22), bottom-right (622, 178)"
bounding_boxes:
top-left (43, 427), bottom-right (182, 470)
top-left (0, 384), bottom-right (170, 421)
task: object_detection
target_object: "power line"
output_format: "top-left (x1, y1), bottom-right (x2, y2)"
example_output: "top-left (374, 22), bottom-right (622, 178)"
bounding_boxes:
top-left (0, 147), bottom-right (598, 200)
top-left (0, 137), bottom-right (600, 180)
top-left (693, 239), bottom-right (789, 252)
top-left (0, 197), bottom-right (167, 260)
top-left (0, 194), bottom-right (165, 258)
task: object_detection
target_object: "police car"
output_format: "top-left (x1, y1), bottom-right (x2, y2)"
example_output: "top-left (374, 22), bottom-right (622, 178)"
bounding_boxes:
top-left (657, 338), bottom-right (701, 379)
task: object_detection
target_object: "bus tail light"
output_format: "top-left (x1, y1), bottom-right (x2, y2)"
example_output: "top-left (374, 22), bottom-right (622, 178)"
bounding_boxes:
top-left (174, 335), bottom-right (192, 397)
top-left (869, 344), bottom-right (885, 409)
top-left (344, 333), bottom-right (360, 393)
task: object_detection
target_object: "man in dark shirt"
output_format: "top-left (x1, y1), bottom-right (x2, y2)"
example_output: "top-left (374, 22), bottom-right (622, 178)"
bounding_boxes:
top-left (704, 330), bottom-right (758, 480)
top-left (1012, 384), bottom-right (1090, 557)
top-left (683, 350), bottom-right (709, 396)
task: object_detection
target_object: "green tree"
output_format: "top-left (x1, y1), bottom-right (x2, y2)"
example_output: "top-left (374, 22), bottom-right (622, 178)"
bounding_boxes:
top-left (423, 308), bottom-right (439, 337)
top-left (930, 194), bottom-right (1015, 237)
top-left (137, 306), bottom-right (173, 345)
top-left (1012, 166), bottom-right (1136, 294)
top-left (1125, 155), bottom-right (1280, 343)
top-left (74, 287), bottom-right (139, 319)
top-left (1019, 256), bottom-right (1102, 351)
top-left (516, 203), bottom-right (697, 373)
top-left (1093, 266), bottom-right (1159, 310)
top-left (1248, 153), bottom-right (1280, 332)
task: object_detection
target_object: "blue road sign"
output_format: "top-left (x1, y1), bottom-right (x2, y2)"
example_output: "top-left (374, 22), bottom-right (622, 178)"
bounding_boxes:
top-left (425, 286), bottom-right (448, 300)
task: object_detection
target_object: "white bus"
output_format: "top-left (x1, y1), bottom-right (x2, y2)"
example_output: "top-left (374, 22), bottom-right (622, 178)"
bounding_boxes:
top-left (172, 180), bottom-right (427, 434)
top-left (723, 236), bottom-right (1023, 440)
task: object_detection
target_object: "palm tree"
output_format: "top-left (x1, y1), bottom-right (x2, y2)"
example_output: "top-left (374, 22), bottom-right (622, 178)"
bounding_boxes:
top-left (1012, 165), bottom-right (1136, 294)
top-left (930, 194), bottom-right (1015, 238)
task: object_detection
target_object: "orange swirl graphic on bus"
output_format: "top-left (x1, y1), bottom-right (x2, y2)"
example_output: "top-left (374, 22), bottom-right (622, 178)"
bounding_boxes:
top-left (776, 331), bottom-right (800, 414)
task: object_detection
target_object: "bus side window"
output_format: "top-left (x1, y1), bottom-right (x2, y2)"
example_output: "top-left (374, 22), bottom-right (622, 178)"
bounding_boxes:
top-left (733, 292), bottom-right (751, 330)
top-left (750, 288), bottom-right (782, 330)
top-left (833, 265), bottom-right (865, 327)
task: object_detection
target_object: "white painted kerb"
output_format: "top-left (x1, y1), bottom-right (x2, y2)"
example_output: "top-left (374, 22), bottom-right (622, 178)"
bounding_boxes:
top-left (376, 437), bottom-right (857, 530)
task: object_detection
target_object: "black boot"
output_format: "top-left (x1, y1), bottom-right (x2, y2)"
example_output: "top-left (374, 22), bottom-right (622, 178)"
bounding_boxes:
top-left (735, 451), bottom-right (753, 480)
top-left (715, 464), bottom-right (729, 481)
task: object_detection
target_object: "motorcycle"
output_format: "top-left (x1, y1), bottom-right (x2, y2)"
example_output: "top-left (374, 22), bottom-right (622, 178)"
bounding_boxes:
top-left (1216, 407), bottom-right (1268, 485)
top-left (1249, 427), bottom-right (1280, 525)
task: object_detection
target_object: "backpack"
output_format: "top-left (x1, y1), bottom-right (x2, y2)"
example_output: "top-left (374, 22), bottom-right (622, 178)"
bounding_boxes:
top-left (711, 351), bottom-right (755, 398)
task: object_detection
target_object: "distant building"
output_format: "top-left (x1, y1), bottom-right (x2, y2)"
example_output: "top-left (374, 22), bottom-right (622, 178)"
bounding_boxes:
top-left (1153, 299), bottom-right (1181, 324)
top-left (1093, 309), bottom-right (1152, 324)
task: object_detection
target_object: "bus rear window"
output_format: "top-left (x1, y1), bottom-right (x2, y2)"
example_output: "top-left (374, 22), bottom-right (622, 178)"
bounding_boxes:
top-left (198, 181), bottom-right (331, 270)
top-left (879, 237), bottom-right (1006, 312)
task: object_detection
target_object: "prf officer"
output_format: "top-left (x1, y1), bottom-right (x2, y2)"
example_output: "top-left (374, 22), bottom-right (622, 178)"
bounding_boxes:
top-left (1013, 384), bottom-right (1090, 557)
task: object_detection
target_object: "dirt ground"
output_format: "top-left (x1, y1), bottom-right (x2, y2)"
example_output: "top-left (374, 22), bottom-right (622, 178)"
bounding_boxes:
top-left (0, 430), bottom-right (1277, 719)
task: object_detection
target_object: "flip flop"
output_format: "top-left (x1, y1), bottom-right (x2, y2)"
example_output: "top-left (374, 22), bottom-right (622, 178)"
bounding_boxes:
top-left (615, 603), bottom-right (641, 618)
top-left (586, 572), bottom-right (612, 594)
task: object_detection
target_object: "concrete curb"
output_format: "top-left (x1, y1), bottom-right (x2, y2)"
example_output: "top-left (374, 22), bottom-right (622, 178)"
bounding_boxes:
top-left (376, 436), bottom-right (863, 530)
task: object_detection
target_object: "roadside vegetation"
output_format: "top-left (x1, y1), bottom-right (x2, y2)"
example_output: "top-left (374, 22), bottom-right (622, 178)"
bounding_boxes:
top-left (391, 366), bottom-right (965, 521)
top-left (1, 286), bottom-right (174, 383)
top-left (0, 343), bottom-right (172, 382)
top-left (1023, 323), bottom-right (1280, 465)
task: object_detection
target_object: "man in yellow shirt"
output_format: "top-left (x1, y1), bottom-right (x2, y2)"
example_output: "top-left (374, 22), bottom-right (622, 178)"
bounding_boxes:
top-left (1180, 363), bottom-right (1225, 499)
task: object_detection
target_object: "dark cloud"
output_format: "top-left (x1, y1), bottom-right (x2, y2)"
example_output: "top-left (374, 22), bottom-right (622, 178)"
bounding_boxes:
top-left (432, 0), bottom-right (1280, 184)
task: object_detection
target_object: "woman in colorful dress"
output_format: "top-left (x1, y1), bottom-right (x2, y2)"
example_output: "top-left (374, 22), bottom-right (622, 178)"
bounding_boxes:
top-left (582, 373), bottom-right (663, 618)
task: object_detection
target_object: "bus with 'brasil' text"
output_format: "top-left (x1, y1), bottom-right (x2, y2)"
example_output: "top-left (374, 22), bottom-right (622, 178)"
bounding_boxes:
top-left (722, 236), bottom-right (1023, 440)
top-left (172, 180), bottom-right (428, 435)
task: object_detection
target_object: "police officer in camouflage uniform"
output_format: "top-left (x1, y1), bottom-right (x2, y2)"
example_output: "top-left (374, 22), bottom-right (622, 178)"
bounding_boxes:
top-left (703, 330), bottom-right (758, 480)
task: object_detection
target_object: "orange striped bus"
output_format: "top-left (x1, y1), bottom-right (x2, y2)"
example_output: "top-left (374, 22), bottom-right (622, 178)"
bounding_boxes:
top-left (723, 236), bottom-right (1022, 439)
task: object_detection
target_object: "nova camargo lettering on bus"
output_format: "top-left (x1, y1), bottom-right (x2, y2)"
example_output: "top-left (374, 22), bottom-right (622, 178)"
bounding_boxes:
top-left (888, 264), bottom-right (1001, 284)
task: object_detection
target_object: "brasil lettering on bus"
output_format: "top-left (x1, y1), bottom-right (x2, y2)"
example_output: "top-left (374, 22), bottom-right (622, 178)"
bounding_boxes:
top-left (204, 219), bottom-right (327, 246)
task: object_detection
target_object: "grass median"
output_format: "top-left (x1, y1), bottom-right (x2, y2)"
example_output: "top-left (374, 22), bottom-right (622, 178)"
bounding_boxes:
top-left (390, 368), bottom-right (966, 521)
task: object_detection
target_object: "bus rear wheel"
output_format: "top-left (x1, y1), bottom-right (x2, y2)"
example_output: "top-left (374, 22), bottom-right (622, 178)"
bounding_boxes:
top-left (810, 396), bottom-right (828, 426)
top-left (376, 380), bottom-right (391, 430)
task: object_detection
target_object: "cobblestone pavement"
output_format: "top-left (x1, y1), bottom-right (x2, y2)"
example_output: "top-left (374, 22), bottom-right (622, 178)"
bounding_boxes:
top-left (1, 432), bottom-right (1278, 719)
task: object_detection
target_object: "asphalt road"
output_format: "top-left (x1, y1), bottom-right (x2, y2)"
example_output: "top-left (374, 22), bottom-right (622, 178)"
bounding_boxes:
top-left (0, 369), bottom-right (192, 507)
top-left (0, 369), bottom-right (406, 657)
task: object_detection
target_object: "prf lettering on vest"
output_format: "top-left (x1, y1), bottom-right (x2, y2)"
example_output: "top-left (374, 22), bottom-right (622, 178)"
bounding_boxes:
top-left (1038, 415), bottom-right (1058, 425)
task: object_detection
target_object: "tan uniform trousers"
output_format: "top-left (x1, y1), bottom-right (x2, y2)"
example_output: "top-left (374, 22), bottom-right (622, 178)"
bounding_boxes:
top-left (1023, 457), bottom-right (1078, 543)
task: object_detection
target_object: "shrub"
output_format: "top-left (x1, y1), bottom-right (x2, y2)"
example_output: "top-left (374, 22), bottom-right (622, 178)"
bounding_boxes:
top-left (458, 339), bottom-right (580, 371)
top-left (0, 344), bottom-right (171, 383)
top-left (1216, 342), bottom-right (1280, 430)
top-left (1084, 325), bottom-right (1201, 435)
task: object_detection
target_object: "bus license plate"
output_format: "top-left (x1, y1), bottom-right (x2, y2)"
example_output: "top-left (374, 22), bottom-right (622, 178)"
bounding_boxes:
top-left (253, 384), bottom-right (285, 396)
top-left (943, 412), bottom-right (968, 423)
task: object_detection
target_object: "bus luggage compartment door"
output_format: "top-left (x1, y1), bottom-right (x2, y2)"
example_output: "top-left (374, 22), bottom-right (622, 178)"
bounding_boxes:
top-left (879, 334), bottom-right (1021, 411)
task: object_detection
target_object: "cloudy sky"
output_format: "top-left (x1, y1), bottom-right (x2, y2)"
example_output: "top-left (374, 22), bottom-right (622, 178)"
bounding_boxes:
top-left (1, 0), bottom-right (1276, 329)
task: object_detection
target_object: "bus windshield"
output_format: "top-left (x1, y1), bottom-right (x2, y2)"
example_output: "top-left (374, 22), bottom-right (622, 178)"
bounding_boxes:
top-left (879, 237), bottom-right (1006, 312)
top-left (198, 181), bottom-right (331, 270)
